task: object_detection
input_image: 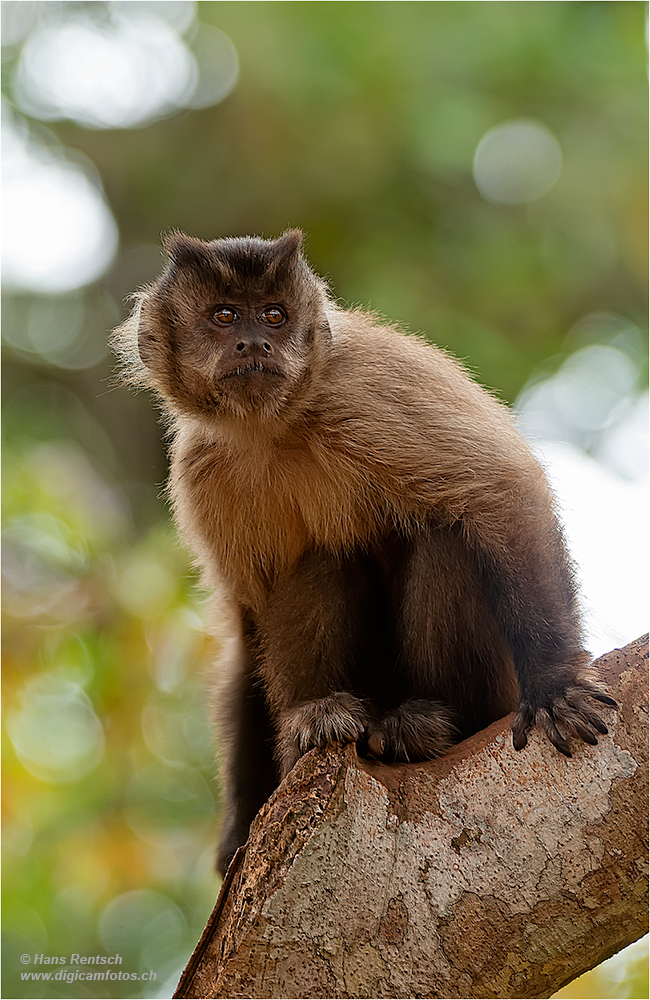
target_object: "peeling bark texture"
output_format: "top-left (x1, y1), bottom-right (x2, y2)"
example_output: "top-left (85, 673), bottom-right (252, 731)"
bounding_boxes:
top-left (175, 636), bottom-right (648, 1000)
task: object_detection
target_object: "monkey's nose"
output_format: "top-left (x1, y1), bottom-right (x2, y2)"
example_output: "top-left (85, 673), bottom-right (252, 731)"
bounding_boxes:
top-left (235, 339), bottom-right (273, 355)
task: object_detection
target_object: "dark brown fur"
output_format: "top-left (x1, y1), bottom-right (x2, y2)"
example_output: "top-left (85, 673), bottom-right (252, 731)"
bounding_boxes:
top-left (113, 230), bottom-right (616, 875)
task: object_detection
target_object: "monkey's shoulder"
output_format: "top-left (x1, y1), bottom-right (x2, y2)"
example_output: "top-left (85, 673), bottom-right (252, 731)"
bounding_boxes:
top-left (312, 314), bottom-right (524, 468)
top-left (326, 311), bottom-right (507, 421)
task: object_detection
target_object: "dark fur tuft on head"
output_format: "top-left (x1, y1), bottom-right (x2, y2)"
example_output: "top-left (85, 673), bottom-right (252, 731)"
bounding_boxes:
top-left (159, 229), bottom-right (308, 295)
top-left (266, 229), bottom-right (304, 269)
top-left (162, 231), bottom-right (214, 269)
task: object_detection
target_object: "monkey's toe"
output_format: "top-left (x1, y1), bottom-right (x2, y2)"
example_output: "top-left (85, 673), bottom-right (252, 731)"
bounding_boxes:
top-left (367, 730), bottom-right (387, 758)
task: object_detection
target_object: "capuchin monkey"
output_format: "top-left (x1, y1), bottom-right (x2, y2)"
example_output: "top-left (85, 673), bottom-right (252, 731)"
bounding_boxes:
top-left (113, 229), bottom-right (616, 875)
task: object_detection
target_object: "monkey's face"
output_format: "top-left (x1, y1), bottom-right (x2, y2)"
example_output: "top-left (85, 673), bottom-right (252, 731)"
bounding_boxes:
top-left (136, 230), bottom-right (329, 420)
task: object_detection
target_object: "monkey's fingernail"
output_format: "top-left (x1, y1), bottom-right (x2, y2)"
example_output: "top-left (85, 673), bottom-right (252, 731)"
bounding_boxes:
top-left (553, 738), bottom-right (572, 757)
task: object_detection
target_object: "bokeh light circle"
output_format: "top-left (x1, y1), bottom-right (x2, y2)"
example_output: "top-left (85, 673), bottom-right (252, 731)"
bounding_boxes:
top-left (473, 118), bottom-right (562, 205)
top-left (2, 115), bottom-right (119, 293)
top-left (14, 14), bottom-right (197, 129)
top-left (6, 674), bottom-right (105, 783)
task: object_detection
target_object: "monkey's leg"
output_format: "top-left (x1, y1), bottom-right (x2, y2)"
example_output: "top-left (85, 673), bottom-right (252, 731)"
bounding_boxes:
top-left (256, 549), bottom-right (384, 776)
top-left (215, 651), bottom-right (279, 876)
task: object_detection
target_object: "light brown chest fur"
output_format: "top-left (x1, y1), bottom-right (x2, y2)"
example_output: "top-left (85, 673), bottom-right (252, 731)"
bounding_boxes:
top-left (170, 418), bottom-right (382, 609)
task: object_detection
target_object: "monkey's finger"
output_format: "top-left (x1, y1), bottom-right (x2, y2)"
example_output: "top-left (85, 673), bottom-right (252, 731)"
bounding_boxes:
top-left (566, 718), bottom-right (599, 745)
top-left (297, 730), bottom-right (317, 753)
top-left (511, 706), bottom-right (534, 751)
top-left (594, 693), bottom-right (618, 707)
top-left (367, 731), bottom-right (386, 758)
top-left (512, 731), bottom-right (527, 751)
top-left (538, 709), bottom-right (572, 757)
top-left (584, 684), bottom-right (618, 709)
top-left (569, 709), bottom-right (608, 735)
top-left (318, 716), bottom-right (365, 746)
top-left (571, 680), bottom-right (617, 709)
top-left (583, 713), bottom-right (608, 735)
top-left (552, 702), bottom-right (600, 745)
top-left (565, 692), bottom-right (609, 734)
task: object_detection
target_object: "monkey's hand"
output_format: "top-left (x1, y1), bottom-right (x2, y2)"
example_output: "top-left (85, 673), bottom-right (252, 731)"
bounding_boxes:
top-left (512, 680), bottom-right (617, 757)
top-left (278, 692), bottom-right (369, 775)
top-left (364, 699), bottom-right (456, 763)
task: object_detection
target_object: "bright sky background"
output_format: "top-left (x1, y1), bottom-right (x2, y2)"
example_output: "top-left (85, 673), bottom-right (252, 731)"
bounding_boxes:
top-left (537, 440), bottom-right (648, 657)
top-left (515, 333), bottom-right (648, 657)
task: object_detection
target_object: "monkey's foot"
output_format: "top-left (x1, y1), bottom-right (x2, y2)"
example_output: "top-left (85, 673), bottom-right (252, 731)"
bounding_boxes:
top-left (278, 692), bottom-right (369, 775)
top-left (365, 699), bottom-right (456, 763)
top-left (512, 680), bottom-right (617, 757)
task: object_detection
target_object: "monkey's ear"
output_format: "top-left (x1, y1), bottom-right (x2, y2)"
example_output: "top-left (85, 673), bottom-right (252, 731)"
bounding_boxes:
top-left (267, 229), bottom-right (304, 273)
top-left (162, 230), bottom-right (213, 270)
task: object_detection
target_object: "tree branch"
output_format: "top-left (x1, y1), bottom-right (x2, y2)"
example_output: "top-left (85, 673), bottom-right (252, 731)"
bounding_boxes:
top-left (175, 636), bottom-right (648, 1000)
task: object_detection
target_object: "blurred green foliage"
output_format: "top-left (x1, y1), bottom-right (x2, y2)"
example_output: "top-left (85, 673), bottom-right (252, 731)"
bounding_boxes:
top-left (2, 2), bottom-right (647, 998)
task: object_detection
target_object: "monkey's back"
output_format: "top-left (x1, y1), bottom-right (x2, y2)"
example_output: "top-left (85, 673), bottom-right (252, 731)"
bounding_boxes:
top-left (315, 307), bottom-right (556, 544)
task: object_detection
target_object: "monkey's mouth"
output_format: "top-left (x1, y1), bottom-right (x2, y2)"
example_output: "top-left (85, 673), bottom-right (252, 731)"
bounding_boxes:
top-left (221, 362), bottom-right (284, 380)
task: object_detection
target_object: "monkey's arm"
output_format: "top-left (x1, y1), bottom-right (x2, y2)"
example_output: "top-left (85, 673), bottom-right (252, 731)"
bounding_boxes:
top-left (437, 470), bottom-right (616, 754)
top-left (474, 512), bottom-right (617, 756)
top-left (254, 550), bottom-right (372, 776)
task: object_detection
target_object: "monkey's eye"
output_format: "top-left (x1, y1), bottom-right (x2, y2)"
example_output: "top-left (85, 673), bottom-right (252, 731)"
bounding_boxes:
top-left (212, 306), bottom-right (238, 325)
top-left (259, 306), bottom-right (286, 326)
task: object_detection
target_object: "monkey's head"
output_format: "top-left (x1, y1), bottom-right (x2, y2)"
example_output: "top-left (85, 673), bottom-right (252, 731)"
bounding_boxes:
top-left (115, 230), bottom-right (331, 421)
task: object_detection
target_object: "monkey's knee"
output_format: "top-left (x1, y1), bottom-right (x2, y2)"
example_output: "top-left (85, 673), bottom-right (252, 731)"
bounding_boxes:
top-left (366, 699), bottom-right (456, 763)
top-left (277, 692), bottom-right (369, 775)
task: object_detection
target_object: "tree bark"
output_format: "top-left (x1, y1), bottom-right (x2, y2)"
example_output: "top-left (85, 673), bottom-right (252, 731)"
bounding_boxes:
top-left (175, 636), bottom-right (648, 1000)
